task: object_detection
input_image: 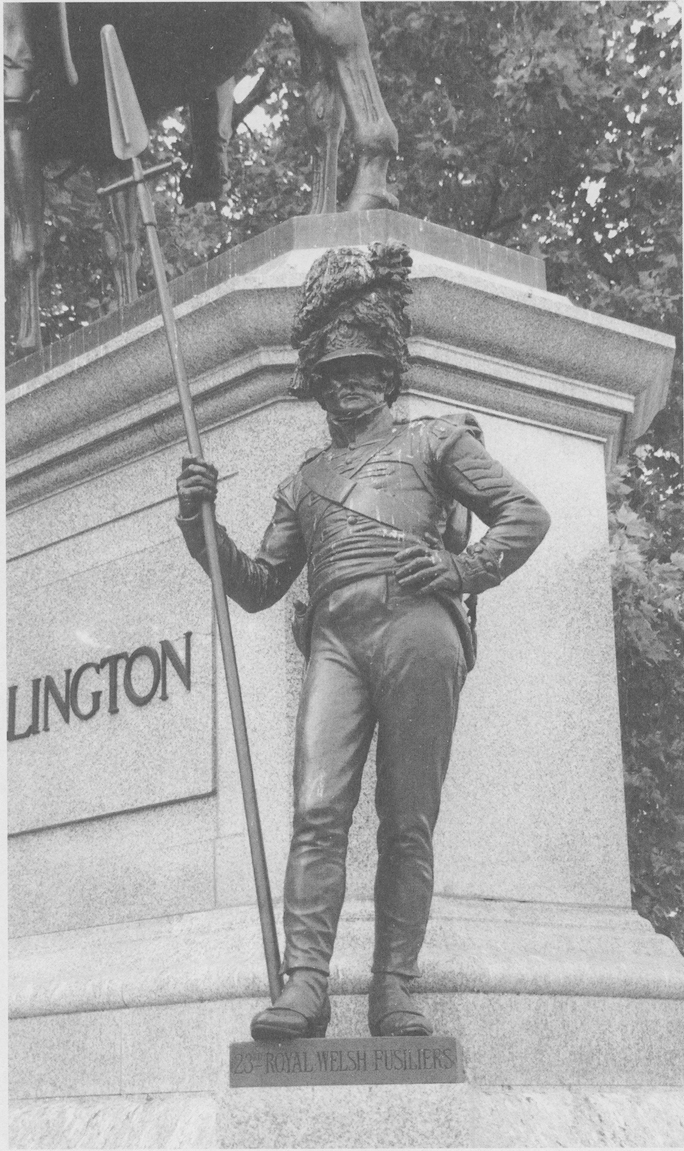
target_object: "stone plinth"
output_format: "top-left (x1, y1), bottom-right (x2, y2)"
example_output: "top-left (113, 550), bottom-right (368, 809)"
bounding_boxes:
top-left (7, 213), bottom-right (683, 1148)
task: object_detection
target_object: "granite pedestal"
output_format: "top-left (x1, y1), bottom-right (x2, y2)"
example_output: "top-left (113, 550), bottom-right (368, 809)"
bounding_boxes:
top-left (7, 212), bottom-right (683, 1148)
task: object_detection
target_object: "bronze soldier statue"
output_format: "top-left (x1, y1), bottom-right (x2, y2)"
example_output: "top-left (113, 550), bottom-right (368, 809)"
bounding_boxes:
top-left (176, 243), bottom-right (551, 1041)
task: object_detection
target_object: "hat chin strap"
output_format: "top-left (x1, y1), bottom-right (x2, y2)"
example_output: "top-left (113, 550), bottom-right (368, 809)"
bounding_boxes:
top-left (325, 400), bottom-right (389, 430)
top-left (332, 399), bottom-right (387, 420)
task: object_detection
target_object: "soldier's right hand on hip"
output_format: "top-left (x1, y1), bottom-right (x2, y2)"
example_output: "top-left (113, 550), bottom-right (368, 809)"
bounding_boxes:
top-left (176, 456), bottom-right (218, 518)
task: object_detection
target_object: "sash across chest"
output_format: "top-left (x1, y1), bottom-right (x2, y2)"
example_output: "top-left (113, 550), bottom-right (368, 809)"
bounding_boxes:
top-left (299, 432), bottom-right (437, 536)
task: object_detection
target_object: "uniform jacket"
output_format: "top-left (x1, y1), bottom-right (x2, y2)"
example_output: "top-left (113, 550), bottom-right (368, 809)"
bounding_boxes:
top-left (178, 405), bottom-right (551, 664)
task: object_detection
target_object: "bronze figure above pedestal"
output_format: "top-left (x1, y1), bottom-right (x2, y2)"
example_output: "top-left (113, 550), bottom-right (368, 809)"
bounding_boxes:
top-left (4, 1), bottom-right (398, 354)
top-left (176, 242), bottom-right (551, 1041)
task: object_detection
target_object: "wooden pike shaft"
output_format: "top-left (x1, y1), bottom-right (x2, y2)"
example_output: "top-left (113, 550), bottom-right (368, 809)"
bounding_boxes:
top-left (99, 23), bottom-right (282, 1000)
top-left (132, 156), bottom-right (284, 1003)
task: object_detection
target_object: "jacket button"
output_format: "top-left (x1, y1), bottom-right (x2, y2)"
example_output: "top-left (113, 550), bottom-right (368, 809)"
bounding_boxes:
top-left (348, 515), bottom-right (359, 525)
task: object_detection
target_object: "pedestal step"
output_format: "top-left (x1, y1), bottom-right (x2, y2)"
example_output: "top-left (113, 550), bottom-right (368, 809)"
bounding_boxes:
top-left (9, 1084), bottom-right (684, 1149)
top-left (9, 991), bottom-right (684, 1098)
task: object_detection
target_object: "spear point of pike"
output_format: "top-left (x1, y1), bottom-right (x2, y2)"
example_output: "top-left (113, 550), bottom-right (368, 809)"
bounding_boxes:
top-left (100, 24), bottom-right (149, 160)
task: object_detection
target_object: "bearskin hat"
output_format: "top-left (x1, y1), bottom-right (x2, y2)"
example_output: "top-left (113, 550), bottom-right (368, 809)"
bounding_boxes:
top-left (289, 241), bottom-right (413, 402)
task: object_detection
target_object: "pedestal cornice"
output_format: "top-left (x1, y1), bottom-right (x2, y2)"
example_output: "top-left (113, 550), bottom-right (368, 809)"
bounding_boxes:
top-left (6, 236), bottom-right (674, 512)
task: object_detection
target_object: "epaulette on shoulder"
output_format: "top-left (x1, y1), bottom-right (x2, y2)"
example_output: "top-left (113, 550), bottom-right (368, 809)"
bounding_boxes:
top-left (300, 444), bottom-right (327, 468)
top-left (427, 412), bottom-right (476, 438)
top-left (427, 412), bottom-right (486, 450)
top-left (399, 416), bottom-right (431, 440)
top-left (405, 414), bottom-right (451, 437)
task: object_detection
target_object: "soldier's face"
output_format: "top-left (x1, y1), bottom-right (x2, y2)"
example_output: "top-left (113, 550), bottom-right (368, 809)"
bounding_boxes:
top-left (317, 357), bottom-right (387, 417)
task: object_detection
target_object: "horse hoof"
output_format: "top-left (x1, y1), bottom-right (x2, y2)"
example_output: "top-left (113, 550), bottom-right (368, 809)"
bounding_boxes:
top-left (15, 337), bottom-right (41, 355)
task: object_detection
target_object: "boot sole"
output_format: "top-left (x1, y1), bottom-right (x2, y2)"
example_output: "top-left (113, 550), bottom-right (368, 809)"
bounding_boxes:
top-left (251, 1005), bottom-right (330, 1042)
top-left (369, 1022), bottom-right (433, 1037)
top-left (251, 1021), bottom-right (329, 1041)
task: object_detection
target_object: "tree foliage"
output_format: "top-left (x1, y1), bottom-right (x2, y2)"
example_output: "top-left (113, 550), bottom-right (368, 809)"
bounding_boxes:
top-left (608, 456), bottom-right (684, 952)
top-left (360, 1), bottom-right (681, 443)
top-left (5, 2), bottom-right (682, 948)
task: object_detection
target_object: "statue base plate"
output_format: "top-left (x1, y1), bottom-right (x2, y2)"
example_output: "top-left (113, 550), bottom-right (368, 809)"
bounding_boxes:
top-left (229, 1035), bottom-right (464, 1088)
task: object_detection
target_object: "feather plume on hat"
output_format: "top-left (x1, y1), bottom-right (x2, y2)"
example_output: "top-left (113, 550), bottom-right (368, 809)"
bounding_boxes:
top-left (289, 242), bottom-right (413, 401)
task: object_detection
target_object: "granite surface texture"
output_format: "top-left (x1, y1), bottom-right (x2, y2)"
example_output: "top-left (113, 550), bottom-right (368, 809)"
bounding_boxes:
top-left (9, 1093), bottom-right (218, 1150)
top-left (9, 993), bottom-right (684, 1100)
top-left (10, 1086), bottom-right (684, 1149)
top-left (9, 811), bottom-right (217, 937)
top-left (9, 994), bottom-right (681, 1100)
top-left (7, 535), bottom-right (214, 833)
top-left (10, 899), bottom-right (684, 1018)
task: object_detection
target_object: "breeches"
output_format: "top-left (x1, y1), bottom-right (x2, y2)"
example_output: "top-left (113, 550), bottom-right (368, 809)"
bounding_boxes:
top-left (283, 575), bottom-right (467, 978)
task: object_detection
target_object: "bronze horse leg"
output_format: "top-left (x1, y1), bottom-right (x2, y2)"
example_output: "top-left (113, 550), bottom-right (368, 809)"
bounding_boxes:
top-left (184, 77), bottom-right (235, 207)
top-left (6, 110), bottom-right (44, 352)
top-left (5, 1), bottom-right (398, 356)
top-left (293, 21), bottom-right (346, 214)
top-left (5, 1), bottom-right (44, 352)
top-left (278, 1), bottom-right (398, 211)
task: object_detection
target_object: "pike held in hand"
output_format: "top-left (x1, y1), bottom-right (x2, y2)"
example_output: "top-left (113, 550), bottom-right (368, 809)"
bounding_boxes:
top-left (97, 23), bottom-right (283, 1003)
